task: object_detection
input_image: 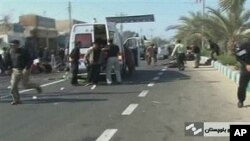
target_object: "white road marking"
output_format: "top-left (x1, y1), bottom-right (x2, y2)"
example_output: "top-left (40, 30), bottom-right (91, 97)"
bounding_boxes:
top-left (162, 68), bottom-right (167, 71)
top-left (96, 129), bottom-right (118, 141)
top-left (90, 85), bottom-right (97, 90)
top-left (152, 101), bottom-right (161, 104)
top-left (153, 76), bottom-right (160, 81)
top-left (32, 96), bottom-right (37, 100)
top-left (138, 90), bottom-right (149, 97)
top-left (158, 72), bottom-right (163, 76)
top-left (0, 79), bottom-right (66, 99)
top-left (147, 82), bottom-right (155, 87)
top-left (121, 104), bottom-right (138, 115)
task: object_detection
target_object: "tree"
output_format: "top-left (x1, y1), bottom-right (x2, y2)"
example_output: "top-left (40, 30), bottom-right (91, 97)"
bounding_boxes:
top-left (122, 30), bottom-right (139, 40)
top-left (151, 37), bottom-right (169, 47)
top-left (167, 0), bottom-right (250, 54)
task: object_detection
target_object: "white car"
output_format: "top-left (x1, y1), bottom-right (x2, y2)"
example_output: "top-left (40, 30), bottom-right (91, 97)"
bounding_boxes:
top-left (157, 47), bottom-right (169, 60)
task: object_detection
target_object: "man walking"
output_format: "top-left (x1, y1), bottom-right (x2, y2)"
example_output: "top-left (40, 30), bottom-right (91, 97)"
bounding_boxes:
top-left (235, 42), bottom-right (250, 108)
top-left (70, 42), bottom-right (80, 85)
top-left (153, 44), bottom-right (158, 65)
top-left (146, 43), bottom-right (155, 65)
top-left (171, 40), bottom-right (186, 71)
top-left (104, 39), bottom-right (122, 85)
top-left (192, 45), bottom-right (201, 68)
top-left (84, 41), bottom-right (103, 88)
top-left (208, 39), bottom-right (220, 60)
top-left (5, 40), bottom-right (42, 105)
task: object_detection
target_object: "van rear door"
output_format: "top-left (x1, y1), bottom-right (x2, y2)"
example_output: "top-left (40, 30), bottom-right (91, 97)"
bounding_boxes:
top-left (75, 33), bottom-right (92, 71)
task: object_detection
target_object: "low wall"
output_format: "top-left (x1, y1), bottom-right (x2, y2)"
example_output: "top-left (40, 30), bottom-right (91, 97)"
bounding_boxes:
top-left (200, 56), bottom-right (250, 93)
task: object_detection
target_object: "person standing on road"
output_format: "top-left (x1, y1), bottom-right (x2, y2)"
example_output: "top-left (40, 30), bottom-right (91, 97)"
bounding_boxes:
top-left (153, 44), bottom-right (158, 65)
top-left (208, 39), bottom-right (220, 60)
top-left (84, 41), bottom-right (103, 88)
top-left (43, 47), bottom-right (51, 63)
top-left (70, 42), bottom-right (80, 85)
top-left (171, 40), bottom-right (186, 71)
top-left (5, 40), bottom-right (42, 105)
top-left (146, 43), bottom-right (155, 65)
top-left (104, 39), bottom-right (122, 85)
top-left (37, 46), bottom-right (44, 59)
top-left (235, 42), bottom-right (250, 108)
top-left (192, 45), bottom-right (201, 68)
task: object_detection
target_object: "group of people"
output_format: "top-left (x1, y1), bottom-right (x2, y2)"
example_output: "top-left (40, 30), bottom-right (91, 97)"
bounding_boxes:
top-left (170, 38), bottom-right (250, 109)
top-left (37, 46), bottom-right (66, 68)
top-left (70, 39), bottom-right (122, 88)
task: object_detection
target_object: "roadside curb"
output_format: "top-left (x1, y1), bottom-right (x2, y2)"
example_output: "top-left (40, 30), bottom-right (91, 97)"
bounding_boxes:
top-left (201, 56), bottom-right (250, 94)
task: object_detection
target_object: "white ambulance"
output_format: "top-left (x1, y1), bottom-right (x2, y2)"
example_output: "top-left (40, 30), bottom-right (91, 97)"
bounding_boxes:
top-left (69, 22), bottom-right (126, 74)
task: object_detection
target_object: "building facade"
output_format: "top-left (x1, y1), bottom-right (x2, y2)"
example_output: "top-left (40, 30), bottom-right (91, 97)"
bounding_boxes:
top-left (56, 19), bottom-right (85, 48)
top-left (19, 15), bottom-right (58, 53)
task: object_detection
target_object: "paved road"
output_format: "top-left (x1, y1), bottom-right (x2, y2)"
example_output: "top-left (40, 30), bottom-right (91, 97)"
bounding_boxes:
top-left (1, 61), bottom-right (250, 141)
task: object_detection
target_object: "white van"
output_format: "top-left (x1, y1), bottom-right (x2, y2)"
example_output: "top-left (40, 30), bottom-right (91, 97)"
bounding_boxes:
top-left (69, 22), bottom-right (126, 74)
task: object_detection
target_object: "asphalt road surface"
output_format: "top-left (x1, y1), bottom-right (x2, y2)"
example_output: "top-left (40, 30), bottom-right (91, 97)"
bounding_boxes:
top-left (1, 61), bottom-right (250, 141)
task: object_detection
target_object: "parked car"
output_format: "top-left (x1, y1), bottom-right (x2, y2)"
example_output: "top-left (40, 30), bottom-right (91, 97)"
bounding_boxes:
top-left (157, 46), bottom-right (169, 60)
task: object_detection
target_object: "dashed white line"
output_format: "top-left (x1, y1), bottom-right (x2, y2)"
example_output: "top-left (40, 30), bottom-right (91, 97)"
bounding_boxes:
top-left (147, 82), bottom-right (155, 87)
top-left (138, 90), bottom-right (149, 97)
top-left (161, 68), bottom-right (167, 71)
top-left (153, 76), bottom-right (160, 81)
top-left (90, 84), bottom-right (97, 90)
top-left (158, 72), bottom-right (163, 76)
top-left (121, 104), bottom-right (138, 115)
top-left (96, 129), bottom-right (118, 141)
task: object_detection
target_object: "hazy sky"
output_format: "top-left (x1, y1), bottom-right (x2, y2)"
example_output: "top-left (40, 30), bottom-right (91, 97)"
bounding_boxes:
top-left (0, 0), bottom-right (250, 39)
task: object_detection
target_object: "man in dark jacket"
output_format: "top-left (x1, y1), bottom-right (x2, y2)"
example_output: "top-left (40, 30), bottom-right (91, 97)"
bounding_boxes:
top-left (208, 40), bottom-right (220, 60)
top-left (104, 39), bottom-right (122, 85)
top-left (70, 42), bottom-right (80, 85)
top-left (235, 41), bottom-right (250, 108)
top-left (5, 40), bottom-right (42, 105)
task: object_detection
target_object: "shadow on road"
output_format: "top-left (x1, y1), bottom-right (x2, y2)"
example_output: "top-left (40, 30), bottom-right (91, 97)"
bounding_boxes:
top-left (0, 98), bottom-right (108, 104)
top-left (120, 69), bottom-right (191, 85)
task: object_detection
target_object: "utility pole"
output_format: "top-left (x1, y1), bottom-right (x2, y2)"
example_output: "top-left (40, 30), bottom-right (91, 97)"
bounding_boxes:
top-left (68, 1), bottom-right (72, 33)
top-left (149, 28), bottom-right (154, 38)
top-left (67, 1), bottom-right (72, 64)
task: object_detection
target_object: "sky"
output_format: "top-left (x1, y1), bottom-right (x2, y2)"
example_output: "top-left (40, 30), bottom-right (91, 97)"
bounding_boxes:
top-left (0, 0), bottom-right (250, 39)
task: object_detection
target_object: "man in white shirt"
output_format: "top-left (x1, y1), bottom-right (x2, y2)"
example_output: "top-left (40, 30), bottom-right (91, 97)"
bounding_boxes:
top-left (171, 40), bottom-right (186, 71)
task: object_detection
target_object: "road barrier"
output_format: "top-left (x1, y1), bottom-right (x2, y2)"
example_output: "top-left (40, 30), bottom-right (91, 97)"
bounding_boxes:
top-left (201, 56), bottom-right (250, 94)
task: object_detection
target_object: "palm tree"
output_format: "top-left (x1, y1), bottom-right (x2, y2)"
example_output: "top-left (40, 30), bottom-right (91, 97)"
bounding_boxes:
top-left (204, 1), bottom-right (250, 54)
top-left (219, 0), bottom-right (247, 13)
top-left (166, 11), bottom-right (204, 45)
top-left (167, 0), bottom-right (250, 54)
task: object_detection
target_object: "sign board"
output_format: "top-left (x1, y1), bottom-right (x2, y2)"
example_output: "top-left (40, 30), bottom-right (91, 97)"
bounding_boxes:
top-left (37, 16), bottom-right (55, 28)
top-left (106, 14), bottom-right (154, 23)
